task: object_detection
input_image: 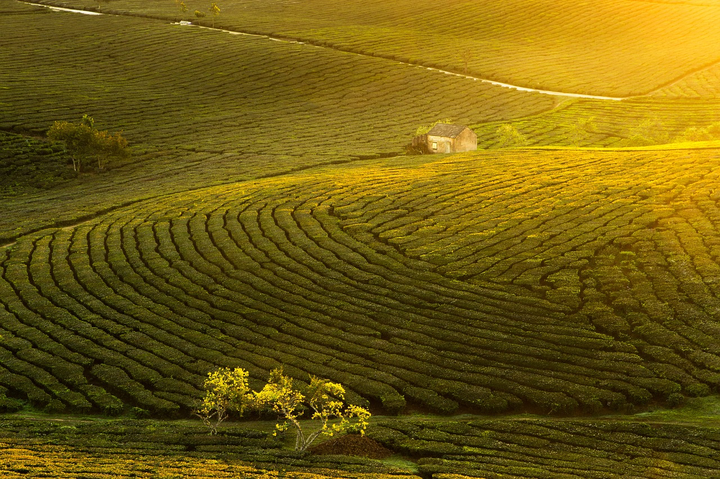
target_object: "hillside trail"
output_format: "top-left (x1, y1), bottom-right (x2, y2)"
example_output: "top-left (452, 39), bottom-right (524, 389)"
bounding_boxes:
top-left (23, 1), bottom-right (720, 102)
top-left (20, 1), bottom-right (626, 101)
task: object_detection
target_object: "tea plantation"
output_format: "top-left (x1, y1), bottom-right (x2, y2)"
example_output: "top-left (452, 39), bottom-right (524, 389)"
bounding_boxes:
top-left (4, 0), bottom-right (720, 477)
top-left (34, 0), bottom-right (720, 97)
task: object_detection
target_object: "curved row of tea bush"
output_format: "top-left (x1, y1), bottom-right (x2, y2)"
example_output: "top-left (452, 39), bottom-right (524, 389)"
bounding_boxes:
top-left (2, 149), bottom-right (720, 416)
top-left (373, 416), bottom-right (720, 478)
top-left (40, 0), bottom-right (720, 97)
top-left (0, 1), bottom-right (554, 241)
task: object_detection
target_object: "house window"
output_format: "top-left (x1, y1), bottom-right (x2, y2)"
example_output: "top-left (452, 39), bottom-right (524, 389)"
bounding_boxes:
top-left (432, 141), bottom-right (438, 150)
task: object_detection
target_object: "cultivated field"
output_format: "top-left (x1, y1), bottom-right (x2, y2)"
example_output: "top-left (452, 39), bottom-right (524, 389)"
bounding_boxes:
top-left (3, 412), bottom-right (720, 477)
top-left (4, 149), bottom-right (720, 418)
top-left (4, 0), bottom-right (720, 477)
top-left (0, 1), bottom-right (554, 241)
top-left (474, 98), bottom-right (720, 148)
top-left (33, 0), bottom-right (720, 97)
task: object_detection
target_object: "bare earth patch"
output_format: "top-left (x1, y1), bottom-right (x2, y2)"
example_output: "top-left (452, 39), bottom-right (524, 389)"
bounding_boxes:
top-left (309, 434), bottom-right (394, 459)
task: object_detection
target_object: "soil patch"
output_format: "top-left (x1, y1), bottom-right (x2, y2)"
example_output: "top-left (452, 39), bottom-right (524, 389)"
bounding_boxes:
top-left (309, 434), bottom-right (394, 459)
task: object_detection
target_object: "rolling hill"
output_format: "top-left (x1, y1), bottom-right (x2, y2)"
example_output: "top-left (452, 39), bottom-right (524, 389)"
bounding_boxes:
top-left (4, 0), bottom-right (720, 477)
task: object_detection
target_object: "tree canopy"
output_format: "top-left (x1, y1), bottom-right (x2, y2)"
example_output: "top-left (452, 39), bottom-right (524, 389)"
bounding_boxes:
top-left (47, 115), bottom-right (128, 172)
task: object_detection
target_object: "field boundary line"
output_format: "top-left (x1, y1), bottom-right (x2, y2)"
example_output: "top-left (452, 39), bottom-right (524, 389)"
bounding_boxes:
top-left (19, 0), bottom-right (624, 101)
top-left (19, 1), bottom-right (720, 101)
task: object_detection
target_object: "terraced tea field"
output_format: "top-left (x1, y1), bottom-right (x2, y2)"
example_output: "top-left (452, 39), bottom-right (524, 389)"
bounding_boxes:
top-left (373, 414), bottom-right (720, 477)
top-left (5, 0), bottom-right (720, 477)
top-left (3, 408), bottom-right (720, 477)
top-left (0, 1), bottom-right (554, 241)
top-left (651, 62), bottom-right (720, 99)
top-left (40, 0), bottom-right (720, 97)
top-left (0, 415), bottom-right (417, 478)
top-left (4, 149), bottom-right (720, 420)
top-left (473, 98), bottom-right (720, 149)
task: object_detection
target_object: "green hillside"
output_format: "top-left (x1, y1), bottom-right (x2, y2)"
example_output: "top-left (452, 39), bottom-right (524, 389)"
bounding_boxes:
top-left (4, 148), bottom-right (720, 417)
top-left (473, 98), bottom-right (720, 148)
top-left (33, 0), bottom-right (720, 97)
top-left (0, 0), bottom-right (554, 242)
top-left (4, 0), bottom-right (720, 477)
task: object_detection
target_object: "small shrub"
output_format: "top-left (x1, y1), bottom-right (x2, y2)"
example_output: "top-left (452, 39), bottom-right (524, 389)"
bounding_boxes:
top-left (495, 123), bottom-right (527, 148)
top-left (666, 392), bottom-right (686, 408)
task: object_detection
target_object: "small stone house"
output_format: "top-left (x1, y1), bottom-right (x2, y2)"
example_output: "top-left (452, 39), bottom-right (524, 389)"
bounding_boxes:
top-left (413, 124), bottom-right (477, 154)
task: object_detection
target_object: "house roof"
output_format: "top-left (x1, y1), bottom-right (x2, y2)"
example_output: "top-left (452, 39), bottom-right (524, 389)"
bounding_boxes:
top-left (427, 123), bottom-right (469, 138)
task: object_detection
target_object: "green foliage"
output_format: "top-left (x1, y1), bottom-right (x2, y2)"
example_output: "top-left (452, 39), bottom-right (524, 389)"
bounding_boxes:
top-left (627, 116), bottom-right (670, 146)
top-left (195, 367), bottom-right (250, 435)
top-left (47, 115), bottom-right (128, 172)
top-left (249, 368), bottom-right (371, 452)
top-left (209, 2), bottom-right (220, 27)
top-left (495, 123), bottom-right (527, 147)
top-left (673, 122), bottom-right (720, 143)
top-left (197, 367), bottom-right (372, 450)
top-left (174, 0), bottom-right (188, 19)
top-left (566, 116), bottom-right (597, 146)
top-left (415, 119), bottom-right (452, 137)
top-left (669, 121), bottom-right (720, 143)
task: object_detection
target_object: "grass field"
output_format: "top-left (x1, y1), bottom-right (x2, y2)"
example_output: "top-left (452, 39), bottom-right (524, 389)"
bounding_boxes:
top-left (4, 0), bottom-right (720, 477)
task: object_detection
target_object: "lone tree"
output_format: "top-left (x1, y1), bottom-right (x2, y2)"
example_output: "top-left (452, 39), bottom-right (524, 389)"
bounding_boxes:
top-left (196, 367), bottom-right (371, 451)
top-left (248, 368), bottom-right (370, 452)
top-left (209, 2), bottom-right (220, 27)
top-left (174, 0), bottom-right (188, 20)
top-left (567, 116), bottom-right (597, 147)
top-left (47, 114), bottom-right (128, 172)
top-left (496, 123), bottom-right (527, 148)
top-left (195, 367), bottom-right (250, 435)
top-left (628, 116), bottom-right (670, 146)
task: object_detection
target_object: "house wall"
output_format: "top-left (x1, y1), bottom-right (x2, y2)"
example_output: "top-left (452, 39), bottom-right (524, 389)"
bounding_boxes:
top-left (454, 128), bottom-right (478, 152)
top-left (427, 134), bottom-right (453, 153)
top-left (413, 127), bottom-right (477, 154)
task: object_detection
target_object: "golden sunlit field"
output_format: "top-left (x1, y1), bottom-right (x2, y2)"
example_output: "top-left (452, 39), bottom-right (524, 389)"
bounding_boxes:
top-left (3, 0), bottom-right (720, 477)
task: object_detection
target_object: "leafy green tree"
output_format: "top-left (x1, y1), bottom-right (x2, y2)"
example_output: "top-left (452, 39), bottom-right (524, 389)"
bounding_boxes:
top-left (196, 367), bottom-right (371, 448)
top-left (209, 2), bottom-right (220, 27)
top-left (248, 368), bottom-right (370, 451)
top-left (47, 115), bottom-right (128, 172)
top-left (627, 117), bottom-right (669, 146)
top-left (495, 123), bottom-right (527, 148)
top-left (415, 118), bottom-right (452, 136)
top-left (195, 367), bottom-right (250, 435)
top-left (706, 121), bottom-right (720, 138)
top-left (675, 125), bottom-right (712, 143)
top-left (174, 0), bottom-right (188, 20)
top-left (567, 116), bottom-right (597, 146)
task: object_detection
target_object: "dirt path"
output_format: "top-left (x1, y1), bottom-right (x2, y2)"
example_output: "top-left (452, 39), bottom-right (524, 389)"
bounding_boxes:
top-left (22, 0), bottom-right (626, 101)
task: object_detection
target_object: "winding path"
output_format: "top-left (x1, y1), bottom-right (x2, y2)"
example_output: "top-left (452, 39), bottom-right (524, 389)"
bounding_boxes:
top-left (24, 1), bottom-right (625, 100)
